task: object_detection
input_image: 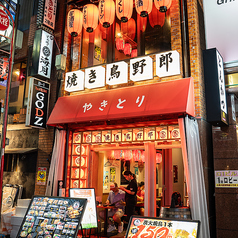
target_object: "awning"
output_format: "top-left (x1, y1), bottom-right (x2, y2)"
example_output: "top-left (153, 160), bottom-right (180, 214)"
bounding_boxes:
top-left (47, 77), bottom-right (195, 127)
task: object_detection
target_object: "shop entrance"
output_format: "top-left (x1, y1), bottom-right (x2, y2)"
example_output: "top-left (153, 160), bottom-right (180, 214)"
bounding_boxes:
top-left (89, 140), bottom-right (186, 216)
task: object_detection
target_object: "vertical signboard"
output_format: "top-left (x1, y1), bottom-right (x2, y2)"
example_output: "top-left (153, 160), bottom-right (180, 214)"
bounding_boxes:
top-left (203, 48), bottom-right (228, 126)
top-left (43, 0), bottom-right (57, 30)
top-left (31, 29), bottom-right (53, 80)
top-left (26, 77), bottom-right (50, 129)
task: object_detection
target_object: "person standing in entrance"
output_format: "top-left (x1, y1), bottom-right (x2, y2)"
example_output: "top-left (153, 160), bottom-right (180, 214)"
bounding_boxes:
top-left (119, 171), bottom-right (138, 222)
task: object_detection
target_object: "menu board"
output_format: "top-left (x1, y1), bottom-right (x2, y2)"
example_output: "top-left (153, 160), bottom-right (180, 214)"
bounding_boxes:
top-left (16, 196), bottom-right (87, 238)
top-left (70, 188), bottom-right (98, 229)
top-left (125, 216), bottom-right (200, 238)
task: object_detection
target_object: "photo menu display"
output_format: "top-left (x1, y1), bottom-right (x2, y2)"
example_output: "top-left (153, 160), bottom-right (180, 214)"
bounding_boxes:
top-left (125, 216), bottom-right (200, 238)
top-left (16, 196), bottom-right (87, 238)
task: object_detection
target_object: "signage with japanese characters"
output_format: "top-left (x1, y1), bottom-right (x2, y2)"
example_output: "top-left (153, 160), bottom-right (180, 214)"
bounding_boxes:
top-left (43, 0), bottom-right (57, 30)
top-left (215, 170), bottom-right (238, 188)
top-left (130, 56), bottom-right (153, 82)
top-left (31, 29), bottom-right (53, 80)
top-left (125, 216), bottom-right (200, 238)
top-left (85, 66), bottom-right (105, 89)
top-left (203, 48), bottom-right (228, 126)
top-left (156, 50), bottom-right (180, 78)
top-left (106, 61), bottom-right (128, 85)
top-left (26, 77), bottom-right (50, 129)
top-left (0, 57), bottom-right (9, 81)
top-left (65, 70), bottom-right (85, 92)
top-left (0, 9), bottom-right (10, 31)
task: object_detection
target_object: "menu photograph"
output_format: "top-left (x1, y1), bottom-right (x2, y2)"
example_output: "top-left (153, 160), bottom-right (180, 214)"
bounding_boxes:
top-left (16, 196), bottom-right (87, 238)
top-left (125, 216), bottom-right (200, 238)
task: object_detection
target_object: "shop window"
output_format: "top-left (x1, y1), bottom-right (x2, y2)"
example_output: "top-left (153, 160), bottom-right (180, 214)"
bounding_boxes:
top-left (80, 4), bottom-right (171, 68)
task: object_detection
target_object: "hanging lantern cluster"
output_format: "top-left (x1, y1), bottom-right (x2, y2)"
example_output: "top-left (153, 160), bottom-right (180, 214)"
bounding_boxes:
top-left (67, 0), bottom-right (172, 35)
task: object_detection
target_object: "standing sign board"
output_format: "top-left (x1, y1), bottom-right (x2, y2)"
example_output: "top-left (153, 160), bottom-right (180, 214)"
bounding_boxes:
top-left (16, 196), bottom-right (87, 238)
top-left (125, 216), bottom-right (200, 238)
top-left (70, 188), bottom-right (98, 229)
top-left (26, 77), bottom-right (50, 129)
top-left (31, 29), bottom-right (53, 80)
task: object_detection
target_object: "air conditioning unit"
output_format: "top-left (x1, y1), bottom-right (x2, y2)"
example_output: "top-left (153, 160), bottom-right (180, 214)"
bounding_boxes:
top-left (0, 29), bottom-right (23, 51)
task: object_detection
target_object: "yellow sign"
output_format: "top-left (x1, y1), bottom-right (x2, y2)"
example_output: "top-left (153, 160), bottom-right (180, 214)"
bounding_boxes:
top-left (37, 167), bottom-right (47, 185)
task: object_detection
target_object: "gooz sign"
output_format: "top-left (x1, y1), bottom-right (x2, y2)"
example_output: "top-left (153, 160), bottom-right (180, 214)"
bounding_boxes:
top-left (0, 9), bottom-right (10, 31)
top-left (26, 77), bottom-right (50, 129)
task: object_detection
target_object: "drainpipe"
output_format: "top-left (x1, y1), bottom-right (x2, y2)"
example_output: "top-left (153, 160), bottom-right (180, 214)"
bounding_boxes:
top-left (180, 0), bottom-right (191, 78)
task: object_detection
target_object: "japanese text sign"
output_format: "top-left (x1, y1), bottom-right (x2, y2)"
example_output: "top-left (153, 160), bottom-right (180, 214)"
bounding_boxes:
top-left (125, 216), bottom-right (200, 238)
top-left (215, 170), bottom-right (238, 188)
top-left (130, 56), bottom-right (153, 82)
top-left (216, 50), bottom-right (227, 114)
top-left (156, 50), bottom-right (180, 78)
top-left (0, 9), bottom-right (10, 31)
top-left (43, 0), bottom-right (57, 30)
top-left (65, 70), bottom-right (85, 92)
top-left (106, 61), bottom-right (128, 85)
top-left (38, 30), bottom-right (53, 79)
top-left (31, 29), bottom-right (53, 80)
top-left (85, 66), bottom-right (105, 89)
top-left (0, 57), bottom-right (9, 81)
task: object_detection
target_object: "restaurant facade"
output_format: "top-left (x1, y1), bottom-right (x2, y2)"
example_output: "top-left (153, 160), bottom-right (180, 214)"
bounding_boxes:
top-left (37, 0), bottom-right (217, 237)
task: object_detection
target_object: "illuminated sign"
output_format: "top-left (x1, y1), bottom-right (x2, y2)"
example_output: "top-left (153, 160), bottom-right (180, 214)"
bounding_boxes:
top-left (26, 77), bottom-right (50, 129)
top-left (31, 29), bottom-right (53, 80)
top-left (43, 0), bottom-right (57, 30)
top-left (65, 70), bottom-right (84, 92)
top-left (0, 9), bottom-right (10, 31)
top-left (126, 216), bottom-right (200, 238)
top-left (85, 66), bottom-right (105, 89)
top-left (203, 48), bottom-right (228, 126)
top-left (106, 61), bottom-right (128, 85)
top-left (215, 170), bottom-right (238, 188)
top-left (156, 50), bottom-right (180, 78)
top-left (130, 56), bottom-right (153, 82)
top-left (64, 51), bottom-right (181, 92)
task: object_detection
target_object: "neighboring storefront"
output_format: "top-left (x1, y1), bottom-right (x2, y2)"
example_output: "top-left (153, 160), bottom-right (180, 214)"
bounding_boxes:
top-left (45, 0), bottom-right (213, 237)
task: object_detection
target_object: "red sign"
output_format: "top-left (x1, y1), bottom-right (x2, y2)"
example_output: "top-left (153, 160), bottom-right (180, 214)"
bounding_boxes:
top-left (0, 9), bottom-right (9, 31)
top-left (0, 57), bottom-right (9, 81)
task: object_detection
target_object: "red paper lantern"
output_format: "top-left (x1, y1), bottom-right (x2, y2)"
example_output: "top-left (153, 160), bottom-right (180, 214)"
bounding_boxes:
top-left (124, 43), bottom-right (132, 56)
top-left (124, 150), bottom-right (132, 161)
top-left (83, 4), bottom-right (99, 33)
top-left (121, 18), bottom-right (136, 40)
top-left (116, 0), bottom-right (133, 23)
top-left (131, 49), bottom-right (138, 58)
top-left (139, 15), bottom-right (147, 32)
top-left (156, 153), bottom-right (162, 163)
top-left (116, 38), bottom-right (125, 52)
top-left (98, 0), bottom-right (115, 28)
top-left (135, 0), bottom-right (153, 17)
top-left (154, 0), bottom-right (172, 12)
top-left (149, 4), bottom-right (165, 28)
top-left (133, 150), bottom-right (140, 162)
top-left (114, 150), bottom-right (121, 160)
top-left (140, 150), bottom-right (145, 162)
top-left (67, 9), bottom-right (83, 36)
